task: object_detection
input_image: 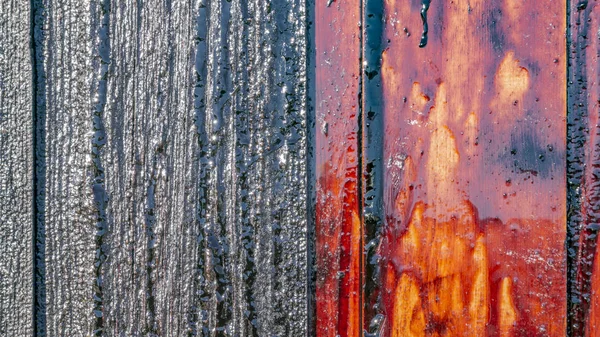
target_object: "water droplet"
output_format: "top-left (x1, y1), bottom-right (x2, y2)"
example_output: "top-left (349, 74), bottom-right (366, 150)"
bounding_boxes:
top-left (418, 0), bottom-right (431, 48)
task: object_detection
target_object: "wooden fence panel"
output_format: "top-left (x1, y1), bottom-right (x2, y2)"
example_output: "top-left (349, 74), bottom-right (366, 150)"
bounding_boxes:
top-left (5, 0), bottom-right (600, 335)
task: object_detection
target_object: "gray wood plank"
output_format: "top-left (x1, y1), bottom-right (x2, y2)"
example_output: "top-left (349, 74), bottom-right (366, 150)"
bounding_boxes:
top-left (40, 0), bottom-right (96, 335)
top-left (0, 1), bottom-right (34, 336)
top-left (193, 0), bottom-right (309, 333)
top-left (39, 0), bottom-right (308, 335)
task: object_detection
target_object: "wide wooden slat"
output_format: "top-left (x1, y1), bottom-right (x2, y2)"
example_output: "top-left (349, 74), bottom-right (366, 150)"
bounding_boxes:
top-left (0, 1), bottom-right (34, 335)
top-left (100, 0), bottom-right (184, 334)
top-left (314, 0), bottom-right (362, 335)
top-left (316, 1), bottom-right (571, 336)
top-left (373, 0), bottom-right (567, 336)
top-left (37, 0), bottom-right (308, 335)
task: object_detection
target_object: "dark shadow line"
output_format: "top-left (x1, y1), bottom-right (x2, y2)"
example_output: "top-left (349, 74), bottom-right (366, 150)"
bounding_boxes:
top-left (305, 0), bottom-right (316, 333)
top-left (191, 0), bottom-right (209, 334)
top-left (566, 1), bottom-right (595, 336)
top-left (361, 0), bottom-right (384, 332)
top-left (145, 165), bottom-right (159, 335)
top-left (30, 0), bottom-right (47, 335)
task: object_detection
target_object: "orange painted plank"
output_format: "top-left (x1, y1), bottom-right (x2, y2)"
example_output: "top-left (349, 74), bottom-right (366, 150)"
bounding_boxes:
top-left (314, 0), bottom-right (362, 335)
top-left (375, 1), bottom-right (567, 336)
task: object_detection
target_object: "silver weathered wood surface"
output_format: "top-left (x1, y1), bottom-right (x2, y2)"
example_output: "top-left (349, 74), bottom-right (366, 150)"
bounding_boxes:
top-left (1, 0), bottom-right (308, 335)
top-left (0, 1), bottom-right (33, 336)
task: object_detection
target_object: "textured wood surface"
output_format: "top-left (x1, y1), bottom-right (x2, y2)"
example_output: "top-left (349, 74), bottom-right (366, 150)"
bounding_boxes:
top-left (568, 1), bottom-right (600, 336)
top-left (314, 0), bottom-right (362, 335)
top-left (315, 0), bottom-right (569, 336)
top-left (377, 1), bottom-right (566, 336)
top-left (0, 1), bottom-right (33, 336)
top-left (1, 0), bottom-right (309, 335)
top-left (4, 0), bottom-right (600, 335)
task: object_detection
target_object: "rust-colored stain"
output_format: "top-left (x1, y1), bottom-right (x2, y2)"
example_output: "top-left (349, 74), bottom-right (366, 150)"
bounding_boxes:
top-left (317, 0), bottom-right (568, 335)
top-left (380, 0), bottom-right (566, 335)
top-left (315, 0), bottom-right (362, 335)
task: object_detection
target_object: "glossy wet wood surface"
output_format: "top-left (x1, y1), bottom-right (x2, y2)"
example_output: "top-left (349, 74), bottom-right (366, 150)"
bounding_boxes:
top-left (3, 0), bottom-right (600, 335)
top-left (315, 0), bottom-right (362, 334)
top-left (2, 0), bottom-right (309, 336)
top-left (316, 0), bottom-right (575, 336)
top-left (379, 1), bottom-right (566, 336)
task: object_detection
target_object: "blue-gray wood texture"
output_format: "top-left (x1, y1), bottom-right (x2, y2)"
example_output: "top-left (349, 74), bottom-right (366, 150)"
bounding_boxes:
top-left (1, 0), bottom-right (308, 335)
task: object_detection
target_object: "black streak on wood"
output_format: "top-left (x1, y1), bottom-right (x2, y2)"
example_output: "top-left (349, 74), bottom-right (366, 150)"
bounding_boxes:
top-left (362, 0), bottom-right (385, 330)
top-left (91, 0), bottom-right (110, 335)
top-left (31, 0), bottom-right (46, 335)
top-left (567, 0), bottom-right (597, 336)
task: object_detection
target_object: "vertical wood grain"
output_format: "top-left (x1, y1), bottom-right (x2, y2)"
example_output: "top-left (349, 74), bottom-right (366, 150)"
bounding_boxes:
top-left (2, 0), bottom-right (591, 335)
top-left (568, 1), bottom-right (600, 336)
top-left (35, 0), bottom-right (308, 335)
top-left (41, 0), bottom-right (96, 334)
top-left (375, 0), bottom-right (566, 336)
top-left (314, 0), bottom-right (362, 335)
top-left (0, 1), bottom-right (33, 335)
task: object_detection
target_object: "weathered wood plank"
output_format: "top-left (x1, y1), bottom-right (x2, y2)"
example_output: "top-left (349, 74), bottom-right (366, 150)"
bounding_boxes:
top-left (39, 0), bottom-right (96, 334)
top-left (568, 1), bottom-right (600, 336)
top-left (374, 0), bottom-right (567, 336)
top-left (314, 0), bottom-right (362, 335)
top-left (37, 0), bottom-right (308, 335)
top-left (0, 1), bottom-right (34, 335)
top-left (99, 0), bottom-right (180, 334)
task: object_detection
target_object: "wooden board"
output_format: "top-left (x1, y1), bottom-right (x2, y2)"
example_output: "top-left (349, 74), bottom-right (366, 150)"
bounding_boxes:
top-left (0, 1), bottom-right (34, 336)
top-left (30, 0), bottom-right (309, 335)
top-left (5, 0), bottom-right (600, 335)
top-left (377, 0), bottom-right (566, 335)
top-left (314, 0), bottom-right (362, 335)
top-left (568, 1), bottom-right (600, 336)
top-left (40, 1), bottom-right (99, 334)
top-left (316, 0), bottom-right (569, 336)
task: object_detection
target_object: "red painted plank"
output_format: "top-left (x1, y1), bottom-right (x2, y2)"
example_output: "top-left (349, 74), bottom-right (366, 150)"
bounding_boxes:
top-left (376, 1), bottom-right (566, 336)
top-left (315, 0), bottom-right (362, 335)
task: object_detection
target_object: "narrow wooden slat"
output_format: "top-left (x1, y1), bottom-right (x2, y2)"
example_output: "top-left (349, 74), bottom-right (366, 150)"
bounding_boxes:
top-left (0, 1), bottom-right (34, 335)
top-left (361, 0), bottom-right (385, 331)
top-left (568, 1), bottom-right (600, 336)
top-left (41, 0), bottom-right (96, 334)
top-left (315, 0), bottom-right (362, 335)
top-left (100, 1), bottom-right (191, 334)
top-left (374, 1), bottom-right (567, 336)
